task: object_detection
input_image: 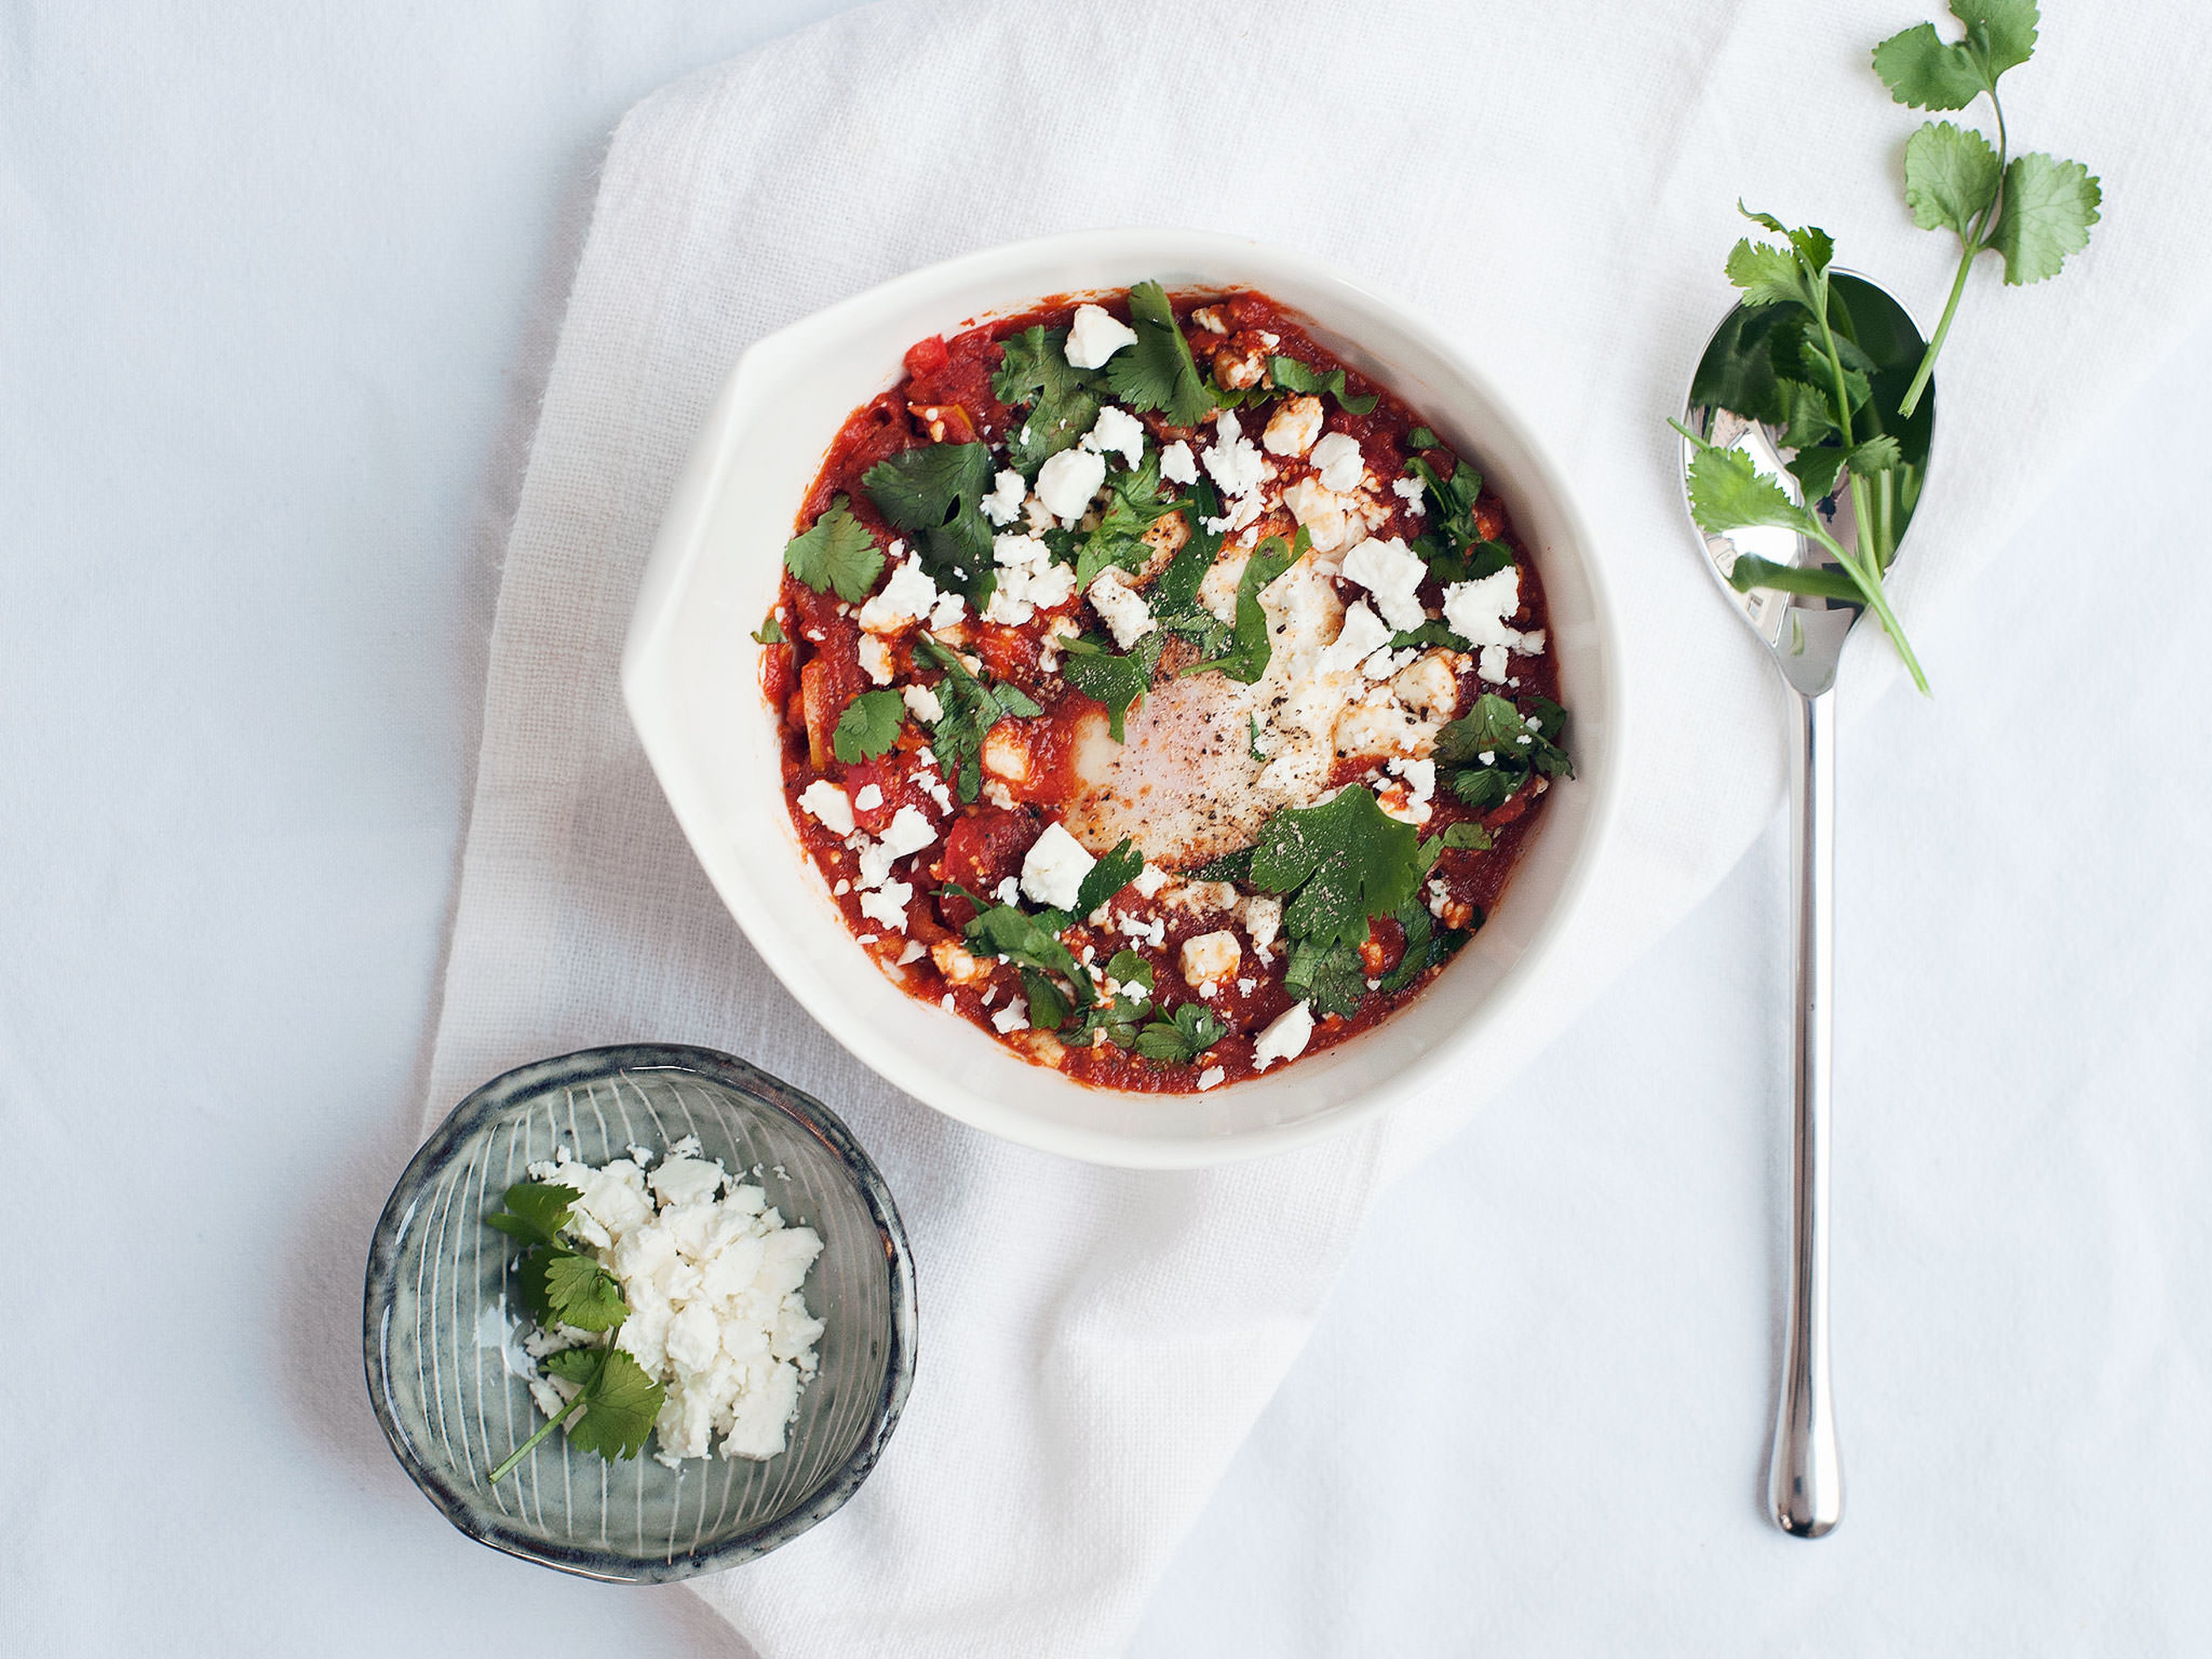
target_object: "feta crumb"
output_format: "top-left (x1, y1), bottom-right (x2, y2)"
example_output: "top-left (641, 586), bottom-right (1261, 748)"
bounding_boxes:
top-left (1387, 755), bottom-right (1436, 807)
top-left (1082, 403), bottom-right (1147, 471)
top-left (981, 467), bottom-right (1028, 527)
top-left (1262, 395), bottom-right (1324, 457)
top-left (903, 682), bottom-right (944, 725)
top-left (1036, 445), bottom-right (1107, 521)
top-left (1088, 567), bottom-right (1156, 650)
top-left (1159, 440), bottom-right (1198, 485)
top-left (994, 874), bottom-right (1022, 906)
top-left (1132, 863), bottom-right (1169, 899)
top-left (858, 879), bottom-right (911, 931)
top-left (1252, 1002), bottom-right (1315, 1070)
top-left (1020, 821), bottom-right (1097, 910)
top-left (1065, 302), bottom-right (1138, 369)
top-left (1392, 475), bottom-right (1427, 514)
top-left (1179, 929), bottom-right (1241, 990)
top-left (857, 634), bottom-right (895, 685)
top-left (896, 939), bottom-right (926, 965)
top-left (991, 1002), bottom-right (1030, 1033)
top-left (1202, 409), bottom-right (1267, 501)
top-left (797, 780), bottom-right (854, 837)
top-left (858, 554), bottom-right (940, 634)
top-left (928, 590), bottom-right (966, 630)
top-left (1241, 894), bottom-right (1282, 953)
top-left (1318, 599), bottom-right (1393, 676)
top-left (1340, 535), bottom-right (1428, 634)
top-left (880, 805), bottom-right (937, 858)
top-left (986, 531), bottom-right (1077, 625)
top-left (1309, 431), bottom-right (1365, 493)
top-left (1477, 644), bottom-right (1512, 684)
top-left (1196, 1066), bottom-right (1225, 1090)
top-left (1442, 566), bottom-right (1526, 650)
top-left (852, 783), bottom-right (884, 812)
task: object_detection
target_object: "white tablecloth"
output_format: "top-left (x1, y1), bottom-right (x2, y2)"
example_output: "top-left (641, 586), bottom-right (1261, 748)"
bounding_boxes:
top-left (3, 2), bottom-right (2207, 1653)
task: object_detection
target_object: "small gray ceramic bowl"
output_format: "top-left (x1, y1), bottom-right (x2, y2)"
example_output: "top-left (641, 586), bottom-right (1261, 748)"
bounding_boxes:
top-left (363, 1043), bottom-right (917, 1582)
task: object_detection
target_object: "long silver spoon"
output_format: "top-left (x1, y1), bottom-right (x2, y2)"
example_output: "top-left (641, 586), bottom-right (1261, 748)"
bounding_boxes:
top-left (1677, 273), bottom-right (1934, 1539)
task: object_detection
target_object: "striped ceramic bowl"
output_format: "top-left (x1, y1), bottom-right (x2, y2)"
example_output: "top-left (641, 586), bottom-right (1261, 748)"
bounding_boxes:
top-left (363, 1043), bottom-right (916, 1581)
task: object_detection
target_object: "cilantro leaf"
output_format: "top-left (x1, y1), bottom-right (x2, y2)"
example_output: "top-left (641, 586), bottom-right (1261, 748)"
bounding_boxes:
top-left (994, 325), bottom-right (1104, 473)
top-left (1684, 442), bottom-right (1823, 541)
top-left (1404, 452), bottom-right (1485, 565)
top-left (1248, 785), bottom-right (1429, 954)
top-left (911, 634), bottom-right (1040, 802)
top-left (1388, 618), bottom-right (1474, 654)
top-left (484, 1180), bottom-right (581, 1249)
top-left (1060, 632), bottom-right (1161, 743)
top-left (1375, 899), bottom-right (1446, 997)
top-left (964, 902), bottom-right (1091, 1004)
top-left (537, 1252), bottom-right (630, 1334)
top-left (1147, 476), bottom-right (1234, 657)
top-left (540, 1346), bottom-right (665, 1463)
top-left (1724, 237), bottom-right (1820, 312)
top-left (1267, 355), bottom-right (1378, 414)
top-left (1407, 426), bottom-right (1438, 450)
top-left (1285, 934), bottom-right (1367, 1020)
top-left (1872, 19), bottom-right (1993, 108)
top-left (832, 687), bottom-right (906, 764)
top-left (1434, 695), bottom-right (1573, 812)
top-left (1074, 836), bottom-right (1145, 917)
top-left (861, 443), bottom-right (995, 599)
top-left (783, 497), bottom-right (884, 603)
top-left (1181, 529), bottom-right (1304, 684)
top-left (1988, 151), bottom-right (2101, 285)
top-left (1073, 448), bottom-right (1175, 589)
top-left (1130, 1001), bottom-right (1228, 1063)
top-left (1020, 967), bottom-right (1071, 1033)
top-left (1106, 280), bottom-right (1214, 427)
top-left (1903, 119), bottom-right (2002, 238)
top-left (1440, 821), bottom-right (1494, 851)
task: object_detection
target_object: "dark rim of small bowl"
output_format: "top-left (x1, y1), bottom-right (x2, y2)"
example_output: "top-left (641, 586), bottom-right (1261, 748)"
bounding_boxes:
top-left (361, 1042), bottom-right (919, 1583)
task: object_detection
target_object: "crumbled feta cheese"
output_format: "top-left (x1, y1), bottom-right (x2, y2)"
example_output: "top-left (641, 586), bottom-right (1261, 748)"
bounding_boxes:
top-left (858, 555), bottom-right (940, 634)
top-left (1065, 302), bottom-right (1138, 369)
top-left (858, 878), bottom-right (911, 931)
top-left (1159, 440), bottom-right (1198, 485)
top-left (1241, 894), bottom-right (1282, 955)
top-left (1252, 1002), bottom-right (1315, 1070)
top-left (1392, 475), bottom-right (1427, 514)
top-left (903, 682), bottom-right (944, 724)
top-left (1202, 409), bottom-right (1267, 501)
top-left (1196, 1066), bottom-right (1226, 1090)
top-left (1262, 395), bottom-right (1324, 457)
top-left (1020, 821), bottom-right (1097, 910)
top-left (1478, 644), bottom-right (1512, 684)
top-left (1036, 446), bottom-right (1107, 521)
top-left (985, 531), bottom-right (1079, 625)
top-left (1132, 862), bottom-right (1169, 899)
top-left (1088, 568), bottom-right (1156, 650)
top-left (1340, 535), bottom-right (1428, 633)
top-left (1082, 403), bottom-right (1147, 471)
top-left (980, 467), bottom-right (1028, 527)
top-left (1318, 599), bottom-right (1393, 676)
top-left (1362, 646), bottom-right (1418, 680)
top-left (853, 783), bottom-right (884, 812)
top-left (1391, 651), bottom-right (1461, 717)
top-left (1387, 755), bottom-right (1436, 807)
top-left (896, 939), bottom-right (926, 965)
top-left (1442, 566), bottom-right (1525, 650)
top-left (928, 590), bottom-right (965, 630)
top-left (797, 781), bottom-right (854, 836)
top-left (1309, 431), bottom-right (1365, 493)
top-left (517, 1143), bottom-right (824, 1467)
top-left (1281, 475), bottom-right (1353, 553)
top-left (880, 804), bottom-right (938, 858)
top-left (931, 940), bottom-right (991, 985)
top-left (857, 633), bottom-right (894, 685)
top-left (995, 875), bottom-right (1022, 906)
top-left (991, 1002), bottom-right (1030, 1033)
top-left (1179, 929), bottom-right (1242, 990)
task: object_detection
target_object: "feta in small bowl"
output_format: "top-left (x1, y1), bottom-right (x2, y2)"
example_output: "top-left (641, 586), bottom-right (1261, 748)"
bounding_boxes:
top-left (362, 1044), bottom-right (916, 1582)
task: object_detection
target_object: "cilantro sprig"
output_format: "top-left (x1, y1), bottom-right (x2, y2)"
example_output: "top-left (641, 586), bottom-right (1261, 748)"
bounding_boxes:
top-left (483, 1180), bottom-right (666, 1484)
top-left (1130, 1001), bottom-right (1228, 1064)
top-left (1181, 528), bottom-right (1306, 684)
top-left (910, 634), bottom-right (1041, 802)
top-left (1060, 631), bottom-right (1162, 743)
top-left (1267, 355), bottom-right (1378, 415)
top-left (994, 325), bottom-right (1104, 474)
top-left (1673, 2), bottom-right (2099, 694)
top-left (832, 687), bottom-right (906, 764)
top-left (1107, 281), bottom-right (1215, 427)
top-left (1073, 448), bottom-right (1176, 589)
top-left (1433, 695), bottom-right (1574, 812)
top-left (783, 497), bottom-right (883, 603)
top-left (862, 443), bottom-right (997, 601)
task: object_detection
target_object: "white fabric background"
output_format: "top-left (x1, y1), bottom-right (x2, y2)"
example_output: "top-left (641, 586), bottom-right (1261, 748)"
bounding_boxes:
top-left (4, 1), bottom-right (2209, 1654)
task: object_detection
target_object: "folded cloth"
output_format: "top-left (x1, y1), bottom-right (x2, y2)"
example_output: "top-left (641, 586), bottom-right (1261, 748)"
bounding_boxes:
top-left (420, 0), bottom-right (2212, 1652)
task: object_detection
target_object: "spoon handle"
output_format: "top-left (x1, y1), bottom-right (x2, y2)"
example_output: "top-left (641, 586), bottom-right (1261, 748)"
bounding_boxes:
top-left (1771, 685), bottom-right (1843, 1537)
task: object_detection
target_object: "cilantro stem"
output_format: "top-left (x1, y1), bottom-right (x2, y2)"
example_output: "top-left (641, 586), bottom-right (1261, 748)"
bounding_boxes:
top-left (1805, 517), bottom-right (1930, 695)
top-left (1899, 89), bottom-right (2009, 419)
top-left (488, 1391), bottom-right (586, 1484)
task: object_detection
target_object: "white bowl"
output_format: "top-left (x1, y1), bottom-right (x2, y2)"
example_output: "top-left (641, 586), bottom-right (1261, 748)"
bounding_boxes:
top-left (624, 229), bottom-right (1624, 1168)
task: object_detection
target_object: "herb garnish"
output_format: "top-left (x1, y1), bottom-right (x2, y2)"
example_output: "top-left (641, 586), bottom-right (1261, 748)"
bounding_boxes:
top-left (751, 614), bottom-right (785, 645)
top-left (993, 325), bottom-right (1103, 473)
top-left (782, 497), bottom-right (883, 602)
top-left (1130, 1001), bottom-right (1228, 1064)
top-left (831, 687), bottom-right (905, 763)
top-left (910, 635), bottom-right (1041, 802)
top-left (1249, 784), bottom-right (1430, 956)
top-left (1266, 355), bottom-right (1378, 414)
top-left (861, 442), bottom-right (997, 601)
top-left (1072, 448), bottom-right (1176, 589)
top-left (1181, 527), bottom-right (1306, 684)
top-left (1107, 280), bottom-right (1215, 427)
top-left (1672, 1), bottom-right (2100, 691)
top-left (483, 1180), bottom-right (666, 1483)
top-left (1074, 835), bottom-right (1145, 918)
top-left (1060, 631), bottom-right (1162, 743)
top-left (1433, 695), bottom-right (1573, 812)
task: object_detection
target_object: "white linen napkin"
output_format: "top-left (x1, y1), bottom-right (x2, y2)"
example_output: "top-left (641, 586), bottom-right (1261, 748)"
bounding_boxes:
top-left (419, 0), bottom-right (2212, 1651)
